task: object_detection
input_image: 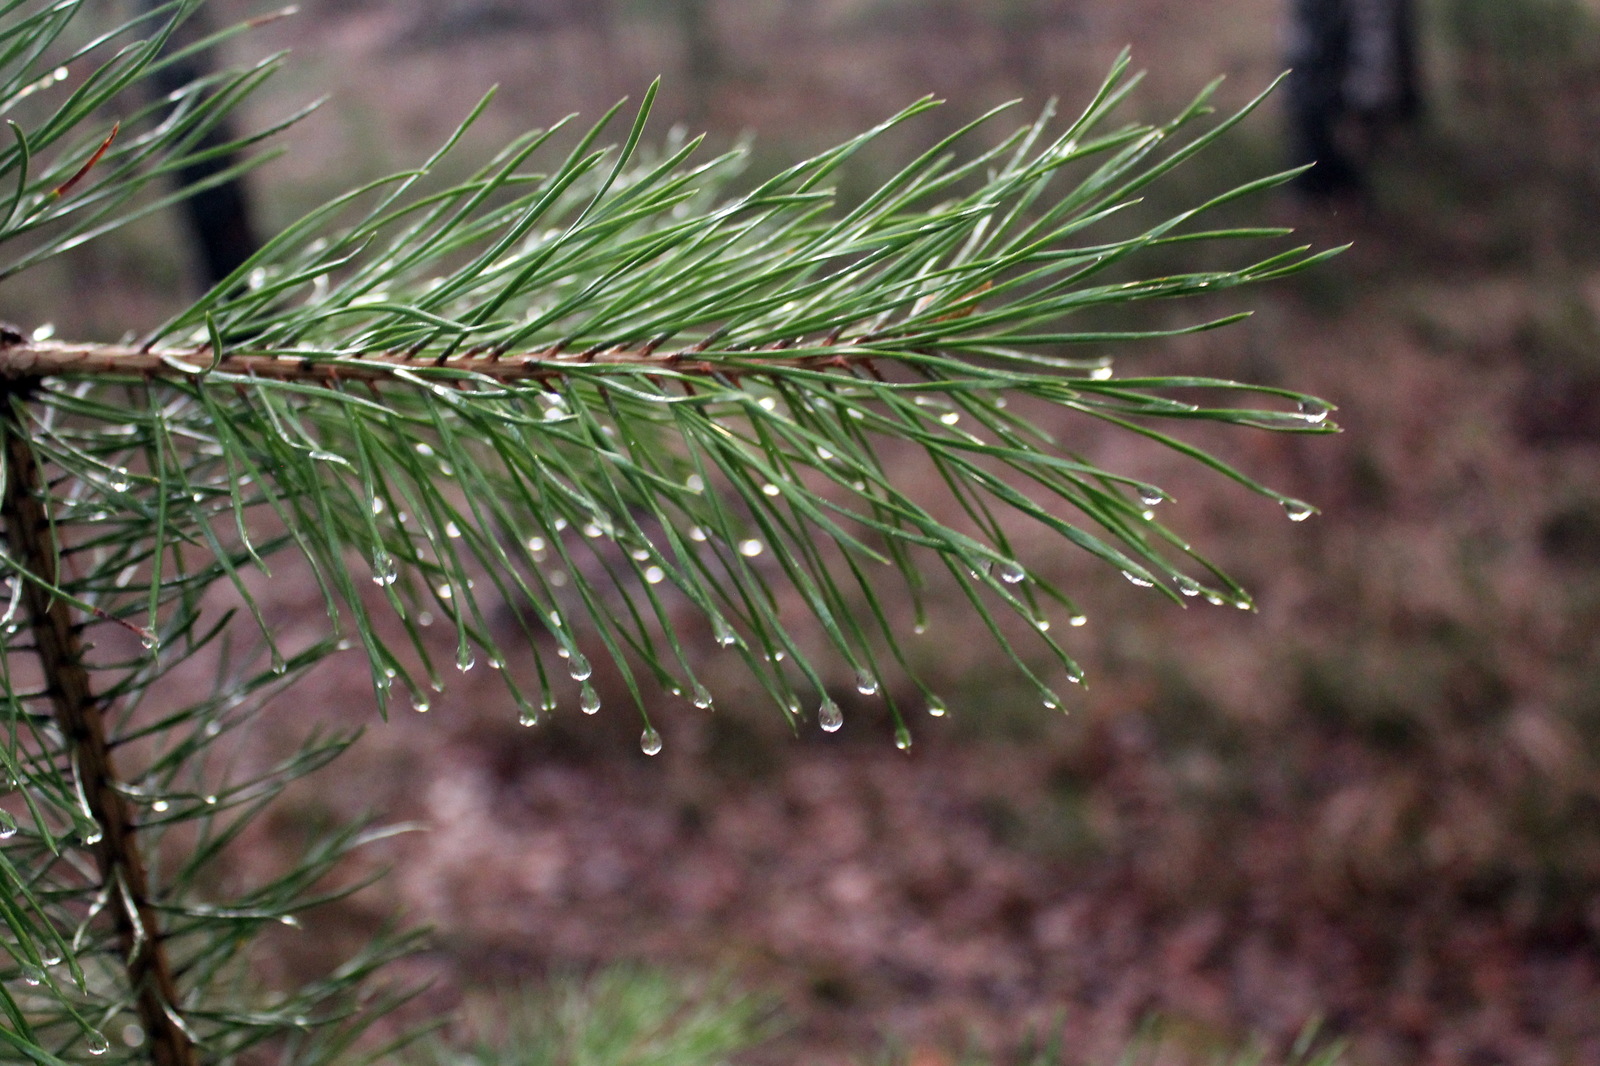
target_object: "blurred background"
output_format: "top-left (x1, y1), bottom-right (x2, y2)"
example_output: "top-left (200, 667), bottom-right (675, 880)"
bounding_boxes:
top-left (11, 0), bottom-right (1600, 1063)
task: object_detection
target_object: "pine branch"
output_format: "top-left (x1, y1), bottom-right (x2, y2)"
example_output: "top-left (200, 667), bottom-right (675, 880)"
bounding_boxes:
top-left (0, 4), bottom-right (1343, 1059)
top-left (0, 334), bottom-right (881, 383)
top-left (1, 382), bottom-right (195, 1066)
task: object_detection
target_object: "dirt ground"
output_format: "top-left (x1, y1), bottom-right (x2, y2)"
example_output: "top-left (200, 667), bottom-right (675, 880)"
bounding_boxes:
top-left (33, 2), bottom-right (1600, 1064)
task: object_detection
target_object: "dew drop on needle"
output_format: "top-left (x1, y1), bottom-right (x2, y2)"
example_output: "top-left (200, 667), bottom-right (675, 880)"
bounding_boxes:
top-left (1282, 499), bottom-right (1315, 522)
top-left (1298, 398), bottom-right (1331, 423)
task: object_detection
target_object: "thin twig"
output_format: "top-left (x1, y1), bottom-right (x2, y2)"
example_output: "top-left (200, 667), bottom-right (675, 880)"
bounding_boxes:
top-left (0, 338), bottom-right (881, 385)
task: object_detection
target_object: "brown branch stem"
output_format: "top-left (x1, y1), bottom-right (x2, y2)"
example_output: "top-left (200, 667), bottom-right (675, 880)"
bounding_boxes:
top-left (0, 384), bottom-right (197, 1066)
top-left (0, 339), bottom-right (883, 386)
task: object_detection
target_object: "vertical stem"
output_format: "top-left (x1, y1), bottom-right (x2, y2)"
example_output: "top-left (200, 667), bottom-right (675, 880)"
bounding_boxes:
top-left (0, 386), bottom-right (197, 1066)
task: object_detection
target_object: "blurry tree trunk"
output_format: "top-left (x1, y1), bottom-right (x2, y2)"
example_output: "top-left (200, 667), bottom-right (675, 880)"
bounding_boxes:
top-left (996, 0), bottom-right (1044, 88)
top-left (137, 0), bottom-right (260, 287)
top-left (1285, 0), bottom-right (1421, 198)
top-left (674, 0), bottom-right (722, 122)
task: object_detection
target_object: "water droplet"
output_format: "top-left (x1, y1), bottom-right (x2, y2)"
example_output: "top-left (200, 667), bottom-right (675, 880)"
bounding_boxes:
top-left (567, 652), bottom-right (592, 681)
top-left (761, 482), bottom-right (780, 497)
top-left (21, 964), bottom-right (43, 986)
top-left (579, 683), bottom-right (601, 715)
top-left (203, 795), bottom-right (218, 806)
top-left (519, 707), bottom-right (539, 727)
top-left (688, 525), bottom-right (708, 542)
top-left (738, 539), bottom-right (764, 557)
top-left (686, 474), bottom-right (705, 494)
top-left (1297, 398), bottom-right (1331, 424)
top-left (1041, 692), bottom-right (1060, 710)
top-left (109, 469), bottom-right (130, 492)
top-left (644, 565), bottom-right (665, 584)
top-left (121, 1024), bottom-right (144, 1048)
top-left (411, 694), bottom-right (430, 713)
top-left (456, 647), bottom-right (475, 672)
top-left (582, 522), bottom-right (603, 538)
top-left (926, 696), bottom-right (947, 717)
top-left (1121, 570), bottom-right (1155, 588)
top-left (278, 914), bottom-right (300, 927)
top-left (818, 698), bottom-right (844, 732)
top-left (1234, 597), bottom-right (1254, 611)
top-left (0, 812), bottom-right (15, 839)
top-left (1034, 616), bottom-right (1051, 632)
top-left (1089, 364), bottom-right (1113, 380)
top-left (271, 652), bottom-right (288, 675)
top-left (1205, 592), bottom-right (1226, 606)
top-left (151, 799), bottom-right (170, 813)
top-left (85, 1031), bottom-right (109, 1056)
top-left (816, 446), bottom-right (835, 461)
top-left (1176, 575), bottom-right (1203, 596)
top-left (912, 622), bottom-right (928, 635)
top-left (757, 396), bottom-right (777, 412)
top-left (140, 630), bottom-right (160, 651)
top-left (370, 496), bottom-right (384, 515)
top-left (553, 516), bottom-right (569, 531)
top-left (1069, 614), bottom-right (1087, 627)
top-left (1137, 486), bottom-right (1164, 507)
top-left (415, 443), bottom-right (435, 457)
top-left (629, 547), bottom-right (652, 562)
top-left (1282, 499), bottom-right (1315, 522)
top-left (641, 727), bottom-right (663, 755)
top-left (436, 583), bottom-right (453, 600)
top-left (691, 683), bottom-right (714, 710)
top-left (854, 669), bottom-right (879, 696)
top-left (712, 617), bottom-right (738, 647)
top-left (939, 410), bottom-right (960, 425)
top-left (371, 553), bottom-right (398, 586)
top-left (894, 725), bottom-right (912, 751)
top-left (30, 323), bottom-right (54, 342)
top-left (445, 521), bottom-right (462, 539)
top-left (548, 570), bottom-right (568, 587)
top-left (526, 535), bottom-right (547, 557)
